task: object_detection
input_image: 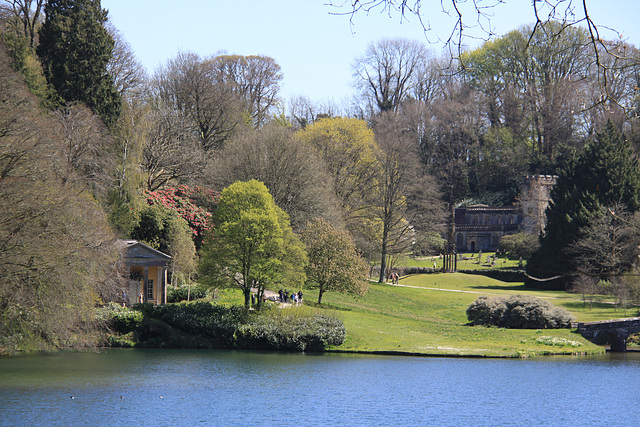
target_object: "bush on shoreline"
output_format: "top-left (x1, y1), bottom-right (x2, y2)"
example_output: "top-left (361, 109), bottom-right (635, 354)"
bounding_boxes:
top-left (105, 301), bottom-right (345, 351)
top-left (466, 295), bottom-right (574, 329)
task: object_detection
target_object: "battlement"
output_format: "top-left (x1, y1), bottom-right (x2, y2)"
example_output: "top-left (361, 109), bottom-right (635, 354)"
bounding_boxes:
top-left (524, 175), bottom-right (557, 184)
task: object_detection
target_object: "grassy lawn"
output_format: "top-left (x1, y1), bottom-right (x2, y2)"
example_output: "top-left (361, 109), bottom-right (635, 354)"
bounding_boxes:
top-left (212, 270), bottom-right (638, 357)
top-left (397, 252), bottom-right (523, 270)
top-left (297, 272), bottom-right (640, 357)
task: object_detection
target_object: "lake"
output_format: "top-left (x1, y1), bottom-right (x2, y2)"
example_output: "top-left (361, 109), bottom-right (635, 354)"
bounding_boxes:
top-left (1, 349), bottom-right (639, 426)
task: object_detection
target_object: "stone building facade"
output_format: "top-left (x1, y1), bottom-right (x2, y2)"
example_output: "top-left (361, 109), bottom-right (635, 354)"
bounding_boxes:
top-left (454, 175), bottom-right (556, 253)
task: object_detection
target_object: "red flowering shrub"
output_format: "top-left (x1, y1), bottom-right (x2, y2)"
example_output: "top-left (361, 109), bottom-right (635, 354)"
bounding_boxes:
top-left (144, 185), bottom-right (220, 249)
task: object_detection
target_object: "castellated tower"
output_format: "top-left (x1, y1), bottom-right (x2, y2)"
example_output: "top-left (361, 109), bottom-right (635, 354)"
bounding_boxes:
top-left (519, 175), bottom-right (557, 236)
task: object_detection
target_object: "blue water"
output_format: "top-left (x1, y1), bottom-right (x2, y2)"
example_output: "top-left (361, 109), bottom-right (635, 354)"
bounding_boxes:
top-left (0, 349), bottom-right (639, 426)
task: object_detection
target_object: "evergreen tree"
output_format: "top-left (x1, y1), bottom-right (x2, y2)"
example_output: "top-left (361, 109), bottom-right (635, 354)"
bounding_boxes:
top-left (526, 121), bottom-right (640, 288)
top-left (37, 0), bottom-right (121, 125)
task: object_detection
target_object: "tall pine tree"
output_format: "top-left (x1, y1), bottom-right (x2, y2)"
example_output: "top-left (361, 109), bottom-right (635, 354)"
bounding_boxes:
top-left (37, 0), bottom-right (121, 125)
top-left (526, 121), bottom-right (640, 288)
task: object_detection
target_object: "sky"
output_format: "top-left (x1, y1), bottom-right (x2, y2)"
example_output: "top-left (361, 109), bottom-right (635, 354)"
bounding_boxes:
top-left (102, 0), bottom-right (640, 105)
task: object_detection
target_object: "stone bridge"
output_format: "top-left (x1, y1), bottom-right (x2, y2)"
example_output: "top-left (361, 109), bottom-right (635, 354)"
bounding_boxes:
top-left (574, 317), bottom-right (640, 352)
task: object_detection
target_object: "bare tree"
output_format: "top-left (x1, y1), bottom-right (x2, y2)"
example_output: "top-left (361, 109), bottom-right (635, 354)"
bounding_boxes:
top-left (332, 0), bottom-right (640, 114)
top-left (370, 111), bottom-right (441, 282)
top-left (141, 106), bottom-right (206, 190)
top-left (1, 0), bottom-right (45, 48)
top-left (106, 22), bottom-right (147, 97)
top-left (352, 37), bottom-right (429, 112)
top-left (52, 103), bottom-right (116, 196)
top-left (211, 54), bottom-right (283, 128)
top-left (152, 51), bottom-right (241, 151)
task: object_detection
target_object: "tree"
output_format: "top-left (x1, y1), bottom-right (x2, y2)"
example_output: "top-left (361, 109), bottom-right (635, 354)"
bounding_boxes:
top-left (106, 22), bottom-right (146, 97)
top-left (205, 124), bottom-right (341, 231)
top-left (51, 103), bottom-right (115, 197)
top-left (352, 37), bottom-right (429, 113)
top-left (297, 117), bottom-right (379, 222)
top-left (301, 218), bottom-right (368, 304)
top-left (332, 1), bottom-right (638, 110)
top-left (2, 0), bottom-right (45, 48)
top-left (130, 204), bottom-right (197, 277)
top-left (140, 105), bottom-right (207, 190)
top-left (527, 121), bottom-right (640, 288)
top-left (370, 111), bottom-right (440, 282)
top-left (199, 180), bottom-right (305, 311)
top-left (151, 51), bottom-right (241, 151)
top-left (144, 185), bottom-right (219, 250)
top-left (0, 46), bottom-right (122, 351)
top-left (462, 24), bottom-right (591, 167)
top-left (211, 54), bottom-right (283, 128)
top-left (37, 0), bottom-right (121, 125)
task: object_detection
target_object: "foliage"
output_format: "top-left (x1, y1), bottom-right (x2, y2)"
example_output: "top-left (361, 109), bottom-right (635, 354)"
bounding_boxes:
top-left (527, 121), bottom-right (640, 288)
top-left (166, 284), bottom-right (208, 303)
top-left (0, 45), bottom-right (123, 353)
top-left (206, 123), bottom-right (341, 230)
top-left (199, 180), bottom-right (306, 310)
top-left (466, 295), bottom-right (575, 329)
top-left (144, 185), bottom-right (219, 250)
top-left (0, 29), bottom-right (54, 107)
top-left (301, 218), bottom-right (368, 304)
top-left (297, 117), bottom-right (380, 223)
top-left (97, 303), bottom-right (144, 334)
top-left (129, 204), bottom-right (197, 276)
top-left (130, 301), bottom-right (344, 351)
top-left (498, 233), bottom-right (540, 259)
top-left (235, 311), bottom-right (346, 351)
top-left (37, 0), bottom-right (121, 125)
top-left (130, 204), bottom-right (191, 253)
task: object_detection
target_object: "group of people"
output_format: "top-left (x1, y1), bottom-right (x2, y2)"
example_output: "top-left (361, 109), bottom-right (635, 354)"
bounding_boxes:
top-left (388, 272), bottom-right (400, 284)
top-left (278, 289), bottom-right (303, 306)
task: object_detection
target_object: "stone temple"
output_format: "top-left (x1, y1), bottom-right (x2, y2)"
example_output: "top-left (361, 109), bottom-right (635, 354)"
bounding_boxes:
top-left (454, 175), bottom-right (556, 253)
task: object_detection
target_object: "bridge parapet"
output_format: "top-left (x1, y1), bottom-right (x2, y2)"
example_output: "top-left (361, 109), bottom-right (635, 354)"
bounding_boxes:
top-left (575, 317), bottom-right (640, 352)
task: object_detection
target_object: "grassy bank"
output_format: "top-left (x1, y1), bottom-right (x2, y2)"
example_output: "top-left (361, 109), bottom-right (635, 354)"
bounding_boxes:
top-left (297, 272), bottom-right (631, 358)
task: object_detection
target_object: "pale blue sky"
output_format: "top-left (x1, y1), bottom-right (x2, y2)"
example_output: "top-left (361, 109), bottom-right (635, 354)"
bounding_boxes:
top-left (102, 1), bottom-right (640, 104)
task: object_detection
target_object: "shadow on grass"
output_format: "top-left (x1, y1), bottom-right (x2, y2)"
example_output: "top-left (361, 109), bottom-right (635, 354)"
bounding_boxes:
top-left (561, 300), bottom-right (637, 314)
top-left (470, 284), bottom-right (536, 292)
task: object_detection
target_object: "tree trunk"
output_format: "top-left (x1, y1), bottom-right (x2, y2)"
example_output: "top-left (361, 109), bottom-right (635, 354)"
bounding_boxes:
top-left (378, 221), bottom-right (390, 283)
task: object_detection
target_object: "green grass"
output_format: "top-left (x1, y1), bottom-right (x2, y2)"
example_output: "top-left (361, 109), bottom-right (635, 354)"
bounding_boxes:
top-left (206, 271), bottom-right (639, 357)
top-left (300, 272), bottom-right (640, 357)
top-left (398, 252), bottom-right (523, 270)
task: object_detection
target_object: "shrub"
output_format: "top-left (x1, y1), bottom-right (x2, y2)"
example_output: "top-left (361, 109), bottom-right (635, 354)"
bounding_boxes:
top-left (466, 295), bottom-right (574, 329)
top-left (236, 311), bottom-right (346, 351)
top-left (166, 285), bottom-right (208, 303)
top-left (97, 303), bottom-right (144, 334)
top-left (498, 233), bottom-right (540, 259)
top-left (131, 302), bottom-right (345, 351)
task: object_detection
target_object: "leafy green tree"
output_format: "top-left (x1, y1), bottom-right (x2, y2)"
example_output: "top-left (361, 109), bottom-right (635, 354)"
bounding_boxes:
top-left (199, 180), bottom-right (306, 310)
top-left (301, 218), bottom-right (368, 304)
top-left (129, 204), bottom-right (196, 279)
top-left (36, 0), bottom-right (121, 125)
top-left (527, 121), bottom-right (640, 288)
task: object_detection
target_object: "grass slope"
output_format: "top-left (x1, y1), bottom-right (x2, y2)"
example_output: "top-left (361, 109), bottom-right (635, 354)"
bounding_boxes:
top-left (300, 272), bottom-right (631, 357)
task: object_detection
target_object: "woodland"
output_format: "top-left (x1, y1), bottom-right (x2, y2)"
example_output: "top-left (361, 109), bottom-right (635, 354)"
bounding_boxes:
top-left (2, 0), bottom-right (640, 352)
